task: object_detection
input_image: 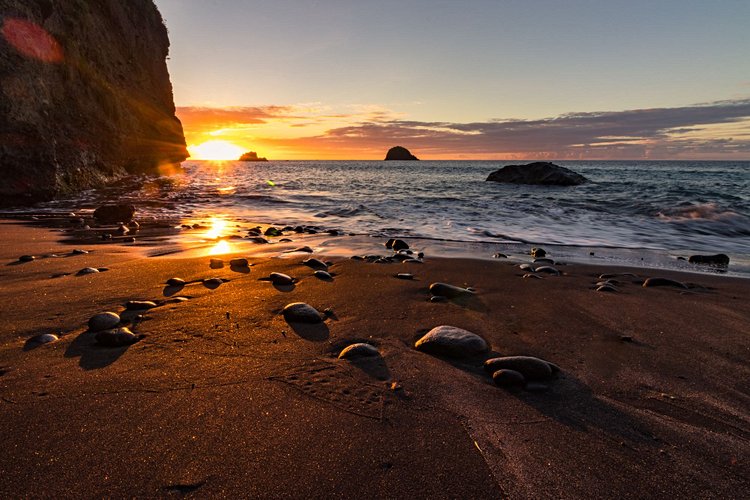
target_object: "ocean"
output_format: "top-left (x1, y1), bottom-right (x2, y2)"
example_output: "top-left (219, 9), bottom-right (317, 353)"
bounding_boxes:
top-left (16, 160), bottom-right (750, 276)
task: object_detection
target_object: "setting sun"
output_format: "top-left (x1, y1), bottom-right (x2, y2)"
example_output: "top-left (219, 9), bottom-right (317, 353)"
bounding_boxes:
top-left (188, 140), bottom-right (245, 160)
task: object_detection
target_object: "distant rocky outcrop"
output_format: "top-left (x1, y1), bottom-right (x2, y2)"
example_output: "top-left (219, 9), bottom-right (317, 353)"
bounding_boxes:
top-left (0, 0), bottom-right (187, 206)
top-left (238, 151), bottom-right (268, 162)
top-left (486, 162), bottom-right (588, 186)
top-left (384, 146), bottom-right (419, 161)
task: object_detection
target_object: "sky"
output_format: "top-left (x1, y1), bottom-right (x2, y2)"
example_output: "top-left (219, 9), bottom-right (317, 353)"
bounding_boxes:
top-left (154, 0), bottom-right (750, 160)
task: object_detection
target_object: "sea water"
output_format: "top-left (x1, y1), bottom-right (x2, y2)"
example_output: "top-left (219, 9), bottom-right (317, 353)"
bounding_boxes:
top-left (17, 160), bottom-right (750, 275)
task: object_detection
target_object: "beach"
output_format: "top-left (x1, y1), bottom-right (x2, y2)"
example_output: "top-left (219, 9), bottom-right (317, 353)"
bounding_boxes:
top-left (1, 219), bottom-right (748, 498)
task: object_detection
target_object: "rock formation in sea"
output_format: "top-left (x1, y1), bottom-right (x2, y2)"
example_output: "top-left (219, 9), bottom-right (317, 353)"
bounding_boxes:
top-left (0, 0), bottom-right (188, 205)
top-left (384, 146), bottom-right (419, 161)
top-left (238, 151), bottom-right (268, 162)
top-left (486, 162), bottom-right (588, 186)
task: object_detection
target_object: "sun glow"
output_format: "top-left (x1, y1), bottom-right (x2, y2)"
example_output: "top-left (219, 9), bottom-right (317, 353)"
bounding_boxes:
top-left (205, 217), bottom-right (227, 239)
top-left (188, 140), bottom-right (245, 160)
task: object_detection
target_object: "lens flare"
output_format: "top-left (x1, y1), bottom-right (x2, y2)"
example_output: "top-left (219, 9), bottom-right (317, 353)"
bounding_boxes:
top-left (1, 18), bottom-right (63, 63)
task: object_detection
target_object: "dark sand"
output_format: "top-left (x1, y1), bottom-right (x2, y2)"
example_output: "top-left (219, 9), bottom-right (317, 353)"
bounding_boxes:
top-left (0, 220), bottom-right (748, 498)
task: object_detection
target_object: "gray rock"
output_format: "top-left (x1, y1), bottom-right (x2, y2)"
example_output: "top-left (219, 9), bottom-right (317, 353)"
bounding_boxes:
top-left (167, 277), bottom-right (185, 287)
top-left (486, 162), bottom-right (588, 186)
top-left (429, 282), bottom-right (474, 298)
top-left (484, 356), bottom-right (555, 381)
top-left (303, 258), bottom-right (328, 271)
top-left (396, 273), bottom-right (414, 280)
top-left (415, 325), bottom-right (489, 358)
top-left (314, 270), bottom-right (333, 281)
top-left (76, 267), bottom-right (100, 275)
top-left (688, 253), bottom-right (730, 266)
top-left (19, 255), bottom-right (35, 262)
top-left (338, 343), bottom-right (380, 359)
top-left (492, 369), bottom-right (526, 388)
top-left (391, 239), bottom-right (409, 251)
top-left (95, 327), bottom-right (139, 347)
top-left (493, 253), bottom-right (507, 259)
top-left (519, 264), bottom-right (534, 272)
top-left (533, 258), bottom-right (555, 265)
top-left (125, 300), bottom-right (158, 310)
top-left (88, 312), bottom-right (120, 332)
top-left (430, 295), bottom-right (448, 303)
top-left (642, 277), bottom-right (688, 289)
top-left (269, 272), bottom-right (294, 286)
top-left (531, 247), bottom-right (547, 258)
top-left (71, 249), bottom-right (89, 255)
top-left (523, 273), bottom-right (543, 279)
top-left (283, 303), bottom-right (323, 324)
top-left (26, 333), bottom-right (59, 347)
top-left (596, 284), bottom-right (619, 292)
top-left (534, 266), bottom-right (560, 275)
top-left (402, 258), bottom-right (423, 264)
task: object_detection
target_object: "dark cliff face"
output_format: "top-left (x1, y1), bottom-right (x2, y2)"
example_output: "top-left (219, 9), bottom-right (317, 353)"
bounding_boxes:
top-left (0, 0), bottom-right (188, 205)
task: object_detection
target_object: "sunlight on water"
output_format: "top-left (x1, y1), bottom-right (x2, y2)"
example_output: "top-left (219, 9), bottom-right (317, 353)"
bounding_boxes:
top-left (205, 217), bottom-right (227, 239)
top-left (208, 239), bottom-right (231, 255)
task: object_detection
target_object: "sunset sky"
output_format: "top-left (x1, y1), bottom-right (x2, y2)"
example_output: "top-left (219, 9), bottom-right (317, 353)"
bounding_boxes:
top-left (154, 0), bottom-right (750, 160)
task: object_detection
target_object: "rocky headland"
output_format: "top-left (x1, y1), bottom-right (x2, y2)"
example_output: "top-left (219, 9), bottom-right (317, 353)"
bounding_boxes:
top-left (0, 0), bottom-right (187, 205)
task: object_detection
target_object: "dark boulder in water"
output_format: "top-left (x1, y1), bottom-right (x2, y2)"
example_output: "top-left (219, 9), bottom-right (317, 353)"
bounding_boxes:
top-left (486, 162), bottom-right (588, 186)
top-left (384, 146), bottom-right (419, 161)
top-left (688, 254), bottom-right (730, 266)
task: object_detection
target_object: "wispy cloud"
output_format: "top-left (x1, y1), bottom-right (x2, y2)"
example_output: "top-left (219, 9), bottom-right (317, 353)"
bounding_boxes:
top-left (177, 99), bottom-right (750, 159)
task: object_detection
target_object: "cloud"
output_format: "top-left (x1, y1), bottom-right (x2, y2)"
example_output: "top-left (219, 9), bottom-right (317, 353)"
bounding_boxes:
top-left (178, 99), bottom-right (750, 159)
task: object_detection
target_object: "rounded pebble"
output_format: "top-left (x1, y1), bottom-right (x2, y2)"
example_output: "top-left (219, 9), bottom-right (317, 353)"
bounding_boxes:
top-left (519, 264), bottom-right (534, 272)
top-left (396, 273), bottom-right (414, 280)
top-left (230, 258), bottom-right (249, 267)
top-left (209, 259), bottom-right (224, 268)
top-left (88, 312), bottom-right (120, 332)
top-left (484, 356), bottom-right (555, 381)
top-left (26, 333), bottom-right (59, 347)
top-left (19, 255), bottom-right (35, 262)
top-left (269, 272), bottom-right (294, 286)
top-left (531, 247), bottom-right (546, 258)
top-left (415, 325), bottom-right (489, 358)
top-left (338, 343), bottom-right (380, 359)
top-left (282, 303), bottom-right (323, 323)
top-left (523, 273), bottom-right (542, 279)
top-left (314, 270), bottom-right (333, 281)
top-left (492, 369), bottom-right (526, 388)
top-left (71, 249), bottom-right (89, 255)
top-left (596, 284), bottom-right (619, 293)
top-left (642, 277), bottom-right (688, 289)
top-left (302, 258), bottom-right (328, 271)
top-left (534, 266), bottom-right (560, 275)
top-left (95, 327), bottom-right (139, 347)
top-left (203, 278), bottom-right (224, 288)
top-left (167, 277), bottom-right (185, 286)
top-left (125, 300), bottom-right (158, 310)
top-left (429, 282), bottom-right (474, 298)
top-left (76, 267), bottom-right (100, 276)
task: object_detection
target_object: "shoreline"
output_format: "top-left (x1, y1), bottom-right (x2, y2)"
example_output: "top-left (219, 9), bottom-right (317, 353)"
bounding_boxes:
top-left (2, 212), bottom-right (747, 279)
top-left (1, 219), bottom-right (749, 497)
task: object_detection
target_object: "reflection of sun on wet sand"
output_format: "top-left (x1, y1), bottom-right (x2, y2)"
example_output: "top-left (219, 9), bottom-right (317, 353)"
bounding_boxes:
top-left (1, 218), bottom-right (749, 497)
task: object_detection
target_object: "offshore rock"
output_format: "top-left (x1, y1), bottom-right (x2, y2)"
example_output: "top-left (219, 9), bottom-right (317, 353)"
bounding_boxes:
top-left (486, 162), bottom-right (588, 186)
top-left (384, 146), bottom-right (419, 161)
top-left (0, 0), bottom-right (187, 206)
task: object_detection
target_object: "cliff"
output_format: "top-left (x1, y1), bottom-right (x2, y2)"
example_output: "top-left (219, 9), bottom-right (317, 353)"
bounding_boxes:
top-left (0, 0), bottom-right (188, 205)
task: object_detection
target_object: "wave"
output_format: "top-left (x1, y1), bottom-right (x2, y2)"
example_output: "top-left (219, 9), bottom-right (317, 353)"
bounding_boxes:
top-left (657, 202), bottom-right (742, 222)
top-left (314, 204), bottom-right (383, 218)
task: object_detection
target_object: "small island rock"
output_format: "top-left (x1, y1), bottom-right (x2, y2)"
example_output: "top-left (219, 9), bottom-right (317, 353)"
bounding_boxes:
top-left (238, 151), bottom-right (268, 162)
top-left (384, 146), bottom-right (419, 161)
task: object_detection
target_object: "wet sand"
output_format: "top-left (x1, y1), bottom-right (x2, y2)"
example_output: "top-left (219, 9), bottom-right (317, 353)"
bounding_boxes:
top-left (0, 220), bottom-right (748, 498)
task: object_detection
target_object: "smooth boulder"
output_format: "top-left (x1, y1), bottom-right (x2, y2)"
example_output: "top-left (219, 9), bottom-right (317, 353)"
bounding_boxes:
top-left (338, 343), bottom-right (380, 359)
top-left (492, 369), bottom-right (526, 388)
top-left (688, 254), bottom-right (729, 266)
top-left (269, 272), bottom-right (294, 286)
top-left (95, 327), bottom-right (139, 347)
top-left (486, 162), bottom-right (587, 186)
top-left (88, 312), bottom-right (120, 332)
top-left (484, 356), bottom-right (555, 381)
top-left (429, 282), bottom-right (474, 299)
top-left (415, 325), bottom-right (489, 358)
top-left (282, 303), bottom-right (323, 324)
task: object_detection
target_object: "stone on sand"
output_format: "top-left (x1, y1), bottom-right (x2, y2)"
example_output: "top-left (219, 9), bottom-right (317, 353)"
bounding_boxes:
top-left (77, 267), bottom-right (100, 275)
top-left (88, 312), bottom-right (120, 332)
top-left (642, 277), bottom-right (688, 289)
top-left (167, 277), bottom-right (185, 287)
top-left (282, 303), bottom-right (324, 324)
top-left (230, 258), bottom-right (249, 267)
top-left (269, 272), bottom-right (294, 286)
top-left (19, 255), bottom-right (35, 262)
top-left (429, 282), bottom-right (474, 299)
top-left (492, 369), bottom-right (526, 388)
top-left (484, 356), bottom-right (555, 381)
top-left (338, 343), bottom-right (380, 359)
top-left (415, 325), bottom-right (489, 358)
top-left (314, 270), bottom-right (333, 281)
top-left (303, 258), bottom-right (328, 271)
top-left (95, 327), bottom-right (139, 347)
top-left (26, 333), bottom-right (59, 347)
top-left (125, 300), bottom-right (158, 310)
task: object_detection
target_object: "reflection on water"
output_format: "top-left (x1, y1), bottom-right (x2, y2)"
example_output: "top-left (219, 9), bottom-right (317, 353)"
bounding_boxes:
top-left (208, 239), bottom-right (231, 255)
top-left (205, 216), bottom-right (227, 239)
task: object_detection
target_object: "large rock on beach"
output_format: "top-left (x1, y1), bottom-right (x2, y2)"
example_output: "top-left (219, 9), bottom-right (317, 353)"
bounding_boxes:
top-left (88, 312), bottom-right (120, 332)
top-left (486, 162), bottom-right (588, 186)
top-left (0, 1), bottom-right (187, 206)
top-left (384, 146), bottom-right (419, 161)
top-left (338, 343), bottom-right (380, 359)
top-left (95, 327), bottom-right (140, 347)
top-left (415, 326), bottom-right (489, 358)
top-left (429, 283), bottom-right (475, 299)
top-left (282, 303), bottom-right (323, 324)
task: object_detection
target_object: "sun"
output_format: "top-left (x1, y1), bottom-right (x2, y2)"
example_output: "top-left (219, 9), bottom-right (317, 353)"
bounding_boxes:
top-left (188, 140), bottom-right (245, 160)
